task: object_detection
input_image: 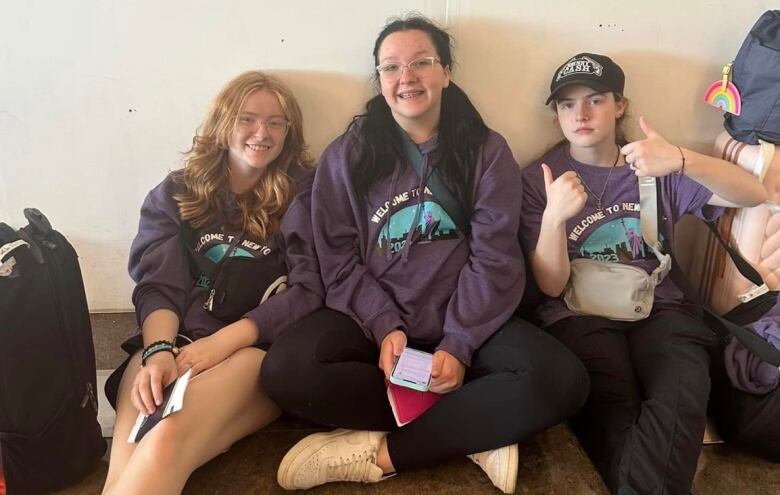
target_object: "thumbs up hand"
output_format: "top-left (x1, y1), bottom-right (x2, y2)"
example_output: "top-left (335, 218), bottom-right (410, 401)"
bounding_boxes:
top-left (620, 116), bottom-right (685, 177)
top-left (542, 163), bottom-right (587, 226)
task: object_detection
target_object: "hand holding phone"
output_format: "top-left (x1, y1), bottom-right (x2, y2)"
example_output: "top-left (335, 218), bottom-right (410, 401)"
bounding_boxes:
top-left (390, 347), bottom-right (434, 392)
top-left (429, 350), bottom-right (465, 394)
top-left (379, 329), bottom-right (407, 380)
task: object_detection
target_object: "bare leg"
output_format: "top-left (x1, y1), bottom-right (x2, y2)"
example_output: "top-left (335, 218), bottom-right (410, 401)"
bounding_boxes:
top-left (376, 437), bottom-right (395, 474)
top-left (101, 351), bottom-right (143, 493)
top-left (102, 347), bottom-right (280, 495)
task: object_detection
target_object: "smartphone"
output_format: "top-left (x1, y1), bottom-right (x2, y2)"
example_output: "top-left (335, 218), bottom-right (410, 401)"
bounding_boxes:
top-left (390, 347), bottom-right (433, 392)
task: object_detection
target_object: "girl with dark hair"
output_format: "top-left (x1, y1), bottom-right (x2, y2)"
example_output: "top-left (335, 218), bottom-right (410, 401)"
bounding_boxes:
top-left (261, 16), bottom-right (588, 492)
top-left (519, 53), bottom-right (766, 494)
top-left (101, 71), bottom-right (323, 495)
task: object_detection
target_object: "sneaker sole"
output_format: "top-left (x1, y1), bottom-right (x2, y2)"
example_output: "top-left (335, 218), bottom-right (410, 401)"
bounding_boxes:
top-left (502, 444), bottom-right (519, 494)
top-left (277, 428), bottom-right (351, 490)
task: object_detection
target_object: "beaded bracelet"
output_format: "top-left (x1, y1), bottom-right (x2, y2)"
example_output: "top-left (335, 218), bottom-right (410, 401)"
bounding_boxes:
top-left (141, 340), bottom-right (177, 366)
top-left (674, 146), bottom-right (686, 175)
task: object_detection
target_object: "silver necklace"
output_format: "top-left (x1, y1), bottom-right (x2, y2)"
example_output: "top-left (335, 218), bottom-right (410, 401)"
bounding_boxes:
top-left (566, 145), bottom-right (621, 212)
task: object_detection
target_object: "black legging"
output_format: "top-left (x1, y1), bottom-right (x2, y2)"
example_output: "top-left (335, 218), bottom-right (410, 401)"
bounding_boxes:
top-left (548, 309), bottom-right (717, 495)
top-left (262, 308), bottom-right (589, 471)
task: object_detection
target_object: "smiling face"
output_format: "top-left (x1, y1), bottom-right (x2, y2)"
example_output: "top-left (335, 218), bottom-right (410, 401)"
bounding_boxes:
top-left (377, 29), bottom-right (451, 135)
top-left (554, 84), bottom-right (625, 150)
top-left (227, 89), bottom-right (288, 178)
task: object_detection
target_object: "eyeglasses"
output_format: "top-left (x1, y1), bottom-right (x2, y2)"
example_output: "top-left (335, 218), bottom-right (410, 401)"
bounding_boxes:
top-left (376, 56), bottom-right (441, 81)
top-left (235, 114), bottom-right (290, 134)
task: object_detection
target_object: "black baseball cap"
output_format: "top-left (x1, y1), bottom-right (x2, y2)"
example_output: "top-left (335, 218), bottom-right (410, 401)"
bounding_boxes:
top-left (545, 53), bottom-right (625, 104)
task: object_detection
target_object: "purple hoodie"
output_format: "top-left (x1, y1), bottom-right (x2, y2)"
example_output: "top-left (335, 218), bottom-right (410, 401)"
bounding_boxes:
top-left (721, 280), bottom-right (780, 393)
top-left (724, 315), bottom-right (780, 394)
top-left (126, 165), bottom-right (323, 350)
top-left (311, 122), bottom-right (525, 366)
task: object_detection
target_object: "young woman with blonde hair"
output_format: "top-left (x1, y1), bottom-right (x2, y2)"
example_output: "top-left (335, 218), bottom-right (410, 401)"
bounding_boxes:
top-left (101, 70), bottom-right (322, 495)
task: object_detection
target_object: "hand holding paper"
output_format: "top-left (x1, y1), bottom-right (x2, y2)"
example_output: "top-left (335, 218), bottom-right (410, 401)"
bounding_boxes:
top-left (127, 369), bottom-right (192, 443)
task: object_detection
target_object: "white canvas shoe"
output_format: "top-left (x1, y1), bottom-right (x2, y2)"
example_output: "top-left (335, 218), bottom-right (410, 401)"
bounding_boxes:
top-left (277, 429), bottom-right (387, 490)
top-left (467, 443), bottom-right (519, 494)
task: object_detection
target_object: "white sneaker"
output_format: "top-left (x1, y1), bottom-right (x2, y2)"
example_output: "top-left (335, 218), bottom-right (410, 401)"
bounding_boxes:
top-left (277, 429), bottom-right (387, 490)
top-left (468, 443), bottom-right (519, 494)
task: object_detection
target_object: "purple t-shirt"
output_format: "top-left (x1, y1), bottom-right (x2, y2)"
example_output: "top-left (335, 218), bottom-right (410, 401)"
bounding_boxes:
top-left (520, 144), bottom-right (723, 326)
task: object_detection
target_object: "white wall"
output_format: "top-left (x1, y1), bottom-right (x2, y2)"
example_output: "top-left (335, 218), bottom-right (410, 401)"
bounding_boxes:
top-left (0, 0), bottom-right (774, 311)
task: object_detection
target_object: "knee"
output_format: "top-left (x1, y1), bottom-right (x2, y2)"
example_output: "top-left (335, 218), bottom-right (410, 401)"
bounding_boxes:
top-left (230, 346), bottom-right (265, 371)
top-left (537, 341), bottom-right (590, 419)
top-left (259, 344), bottom-right (295, 404)
top-left (132, 419), bottom-right (186, 471)
top-left (262, 310), bottom-right (346, 401)
top-left (496, 320), bottom-right (590, 422)
top-left (654, 350), bottom-right (712, 411)
top-left (261, 336), bottom-right (320, 408)
top-left (674, 364), bottom-right (712, 414)
top-left (559, 355), bottom-right (590, 417)
top-left (490, 318), bottom-right (590, 418)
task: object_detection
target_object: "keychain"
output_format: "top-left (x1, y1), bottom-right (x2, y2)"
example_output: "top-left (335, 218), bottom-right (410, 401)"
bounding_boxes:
top-left (704, 63), bottom-right (742, 115)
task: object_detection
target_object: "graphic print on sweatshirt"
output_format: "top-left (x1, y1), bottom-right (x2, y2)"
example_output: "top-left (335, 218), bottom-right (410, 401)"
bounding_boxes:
top-left (193, 231), bottom-right (276, 288)
top-left (568, 202), bottom-right (664, 263)
top-left (371, 186), bottom-right (458, 256)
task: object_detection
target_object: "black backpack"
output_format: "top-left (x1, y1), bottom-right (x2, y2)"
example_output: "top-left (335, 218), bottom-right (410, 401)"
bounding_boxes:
top-left (0, 209), bottom-right (106, 494)
top-left (724, 10), bottom-right (780, 145)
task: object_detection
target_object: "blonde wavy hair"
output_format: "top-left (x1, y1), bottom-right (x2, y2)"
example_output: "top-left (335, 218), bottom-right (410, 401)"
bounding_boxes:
top-left (174, 71), bottom-right (313, 240)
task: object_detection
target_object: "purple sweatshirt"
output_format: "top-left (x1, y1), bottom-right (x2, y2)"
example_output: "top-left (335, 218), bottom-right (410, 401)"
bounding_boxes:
top-left (724, 315), bottom-right (780, 394)
top-left (311, 123), bottom-right (525, 366)
top-left (723, 297), bottom-right (780, 394)
top-left (126, 165), bottom-right (323, 350)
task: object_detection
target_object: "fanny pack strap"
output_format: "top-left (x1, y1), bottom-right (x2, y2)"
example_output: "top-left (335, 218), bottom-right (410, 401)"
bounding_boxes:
top-left (180, 220), bottom-right (216, 277)
top-left (638, 176), bottom-right (671, 286)
top-left (397, 126), bottom-right (471, 235)
top-left (179, 220), bottom-right (243, 280)
top-left (639, 176), bottom-right (661, 250)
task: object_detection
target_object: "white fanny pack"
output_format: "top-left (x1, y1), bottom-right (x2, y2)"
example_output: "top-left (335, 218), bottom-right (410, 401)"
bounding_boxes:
top-left (563, 176), bottom-right (669, 321)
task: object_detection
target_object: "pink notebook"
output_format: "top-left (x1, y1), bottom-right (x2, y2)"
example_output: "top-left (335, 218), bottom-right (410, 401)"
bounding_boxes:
top-left (386, 381), bottom-right (442, 426)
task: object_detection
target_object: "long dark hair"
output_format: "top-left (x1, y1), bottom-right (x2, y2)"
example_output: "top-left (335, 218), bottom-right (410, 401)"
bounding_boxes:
top-left (348, 15), bottom-right (488, 212)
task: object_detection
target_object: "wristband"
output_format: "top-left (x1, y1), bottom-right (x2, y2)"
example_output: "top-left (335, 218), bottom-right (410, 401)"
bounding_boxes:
top-left (141, 340), bottom-right (177, 366)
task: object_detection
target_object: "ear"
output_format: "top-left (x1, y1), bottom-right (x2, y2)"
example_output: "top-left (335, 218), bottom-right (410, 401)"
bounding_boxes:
top-left (442, 65), bottom-right (451, 89)
top-left (614, 96), bottom-right (626, 119)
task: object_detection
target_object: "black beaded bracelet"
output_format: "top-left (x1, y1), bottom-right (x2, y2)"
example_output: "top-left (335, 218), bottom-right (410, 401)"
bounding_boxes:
top-left (141, 340), bottom-right (176, 366)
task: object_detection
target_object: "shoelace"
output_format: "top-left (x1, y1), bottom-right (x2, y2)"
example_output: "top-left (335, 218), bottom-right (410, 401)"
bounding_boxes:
top-left (326, 451), bottom-right (376, 482)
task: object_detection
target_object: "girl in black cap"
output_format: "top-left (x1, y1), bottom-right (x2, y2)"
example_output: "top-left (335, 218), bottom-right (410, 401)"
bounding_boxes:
top-left (519, 52), bottom-right (766, 494)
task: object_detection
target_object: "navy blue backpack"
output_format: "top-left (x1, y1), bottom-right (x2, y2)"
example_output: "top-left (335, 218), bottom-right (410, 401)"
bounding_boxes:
top-left (724, 10), bottom-right (780, 145)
